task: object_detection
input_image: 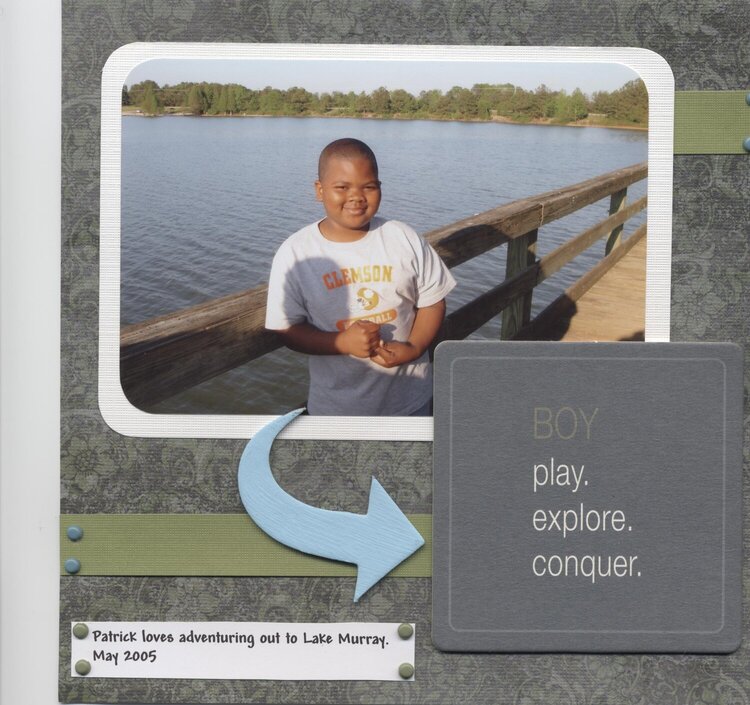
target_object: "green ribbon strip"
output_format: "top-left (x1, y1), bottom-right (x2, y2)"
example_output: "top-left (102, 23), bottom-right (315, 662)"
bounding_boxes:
top-left (674, 91), bottom-right (750, 154)
top-left (60, 514), bottom-right (432, 577)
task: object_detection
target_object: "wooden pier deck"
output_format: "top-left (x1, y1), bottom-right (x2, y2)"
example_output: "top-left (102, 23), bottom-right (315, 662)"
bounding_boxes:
top-left (561, 236), bottom-right (646, 341)
top-left (514, 227), bottom-right (647, 342)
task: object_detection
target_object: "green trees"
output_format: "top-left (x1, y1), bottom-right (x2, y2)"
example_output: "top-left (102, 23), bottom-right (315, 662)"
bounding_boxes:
top-left (316, 92), bottom-right (334, 113)
top-left (550, 88), bottom-right (588, 122)
top-left (127, 80), bottom-right (157, 106)
top-left (591, 79), bottom-right (647, 124)
top-left (444, 86), bottom-right (478, 118)
top-left (553, 92), bottom-right (573, 122)
top-left (121, 79), bottom-right (647, 127)
top-left (570, 88), bottom-right (588, 121)
top-left (390, 89), bottom-right (415, 115)
top-left (214, 87), bottom-right (228, 114)
top-left (187, 85), bottom-right (207, 115)
top-left (417, 89), bottom-right (442, 115)
top-left (126, 80), bottom-right (162, 114)
top-left (371, 87), bottom-right (392, 115)
top-left (139, 84), bottom-right (162, 116)
top-left (286, 87), bottom-right (312, 114)
top-left (259, 88), bottom-right (283, 113)
top-left (240, 89), bottom-right (261, 114)
top-left (354, 92), bottom-right (373, 114)
top-left (535, 85), bottom-right (556, 118)
top-left (225, 86), bottom-right (240, 114)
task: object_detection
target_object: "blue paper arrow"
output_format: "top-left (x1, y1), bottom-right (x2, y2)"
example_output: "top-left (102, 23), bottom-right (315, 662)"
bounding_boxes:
top-left (237, 409), bottom-right (425, 602)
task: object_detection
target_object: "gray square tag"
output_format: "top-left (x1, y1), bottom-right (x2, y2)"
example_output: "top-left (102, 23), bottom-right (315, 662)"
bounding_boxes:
top-left (432, 342), bottom-right (743, 653)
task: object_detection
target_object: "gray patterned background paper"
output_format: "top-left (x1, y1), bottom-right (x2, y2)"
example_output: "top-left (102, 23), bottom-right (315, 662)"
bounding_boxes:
top-left (61, 1), bottom-right (750, 702)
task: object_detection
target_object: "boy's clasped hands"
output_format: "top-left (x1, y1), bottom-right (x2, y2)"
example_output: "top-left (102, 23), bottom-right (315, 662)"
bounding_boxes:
top-left (336, 320), bottom-right (421, 369)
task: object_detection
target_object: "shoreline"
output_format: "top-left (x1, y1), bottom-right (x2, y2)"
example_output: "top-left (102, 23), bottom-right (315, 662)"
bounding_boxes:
top-left (121, 109), bottom-right (648, 132)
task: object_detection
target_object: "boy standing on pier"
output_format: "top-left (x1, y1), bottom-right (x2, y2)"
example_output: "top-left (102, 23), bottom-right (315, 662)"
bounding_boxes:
top-left (264, 138), bottom-right (455, 416)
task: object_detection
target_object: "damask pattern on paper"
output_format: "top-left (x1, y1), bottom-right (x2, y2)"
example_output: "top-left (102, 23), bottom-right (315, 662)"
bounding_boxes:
top-left (60, 1), bottom-right (750, 702)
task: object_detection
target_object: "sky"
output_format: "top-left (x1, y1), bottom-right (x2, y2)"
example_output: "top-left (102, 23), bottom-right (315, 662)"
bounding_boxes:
top-left (125, 59), bottom-right (641, 96)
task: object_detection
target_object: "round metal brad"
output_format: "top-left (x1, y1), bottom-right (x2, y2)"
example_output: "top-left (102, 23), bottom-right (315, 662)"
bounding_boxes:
top-left (398, 623), bottom-right (414, 639)
top-left (75, 660), bottom-right (91, 676)
top-left (398, 662), bottom-right (415, 679)
top-left (73, 623), bottom-right (89, 639)
top-left (67, 525), bottom-right (84, 541)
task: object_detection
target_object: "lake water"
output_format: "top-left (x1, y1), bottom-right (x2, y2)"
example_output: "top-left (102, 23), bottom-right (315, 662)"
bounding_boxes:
top-left (121, 115), bottom-right (647, 413)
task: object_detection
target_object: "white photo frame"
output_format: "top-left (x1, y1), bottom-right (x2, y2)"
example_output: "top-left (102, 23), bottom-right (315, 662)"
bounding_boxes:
top-left (100, 43), bottom-right (674, 440)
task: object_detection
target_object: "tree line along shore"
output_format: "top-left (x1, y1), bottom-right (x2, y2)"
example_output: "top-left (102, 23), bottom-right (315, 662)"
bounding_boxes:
top-left (123, 79), bottom-right (648, 129)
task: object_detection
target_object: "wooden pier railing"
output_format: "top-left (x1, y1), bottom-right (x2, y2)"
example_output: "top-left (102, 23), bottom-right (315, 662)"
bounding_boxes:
top-left (121, 162), bottom-right (647, 407)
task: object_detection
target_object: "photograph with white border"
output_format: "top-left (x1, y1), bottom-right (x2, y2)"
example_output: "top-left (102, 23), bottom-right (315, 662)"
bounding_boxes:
top-left (100, 44), bottom-right (673, 440)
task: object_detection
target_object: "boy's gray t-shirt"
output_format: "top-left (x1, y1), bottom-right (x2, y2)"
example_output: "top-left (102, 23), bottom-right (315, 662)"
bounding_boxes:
top-left (265, 217), bottom-right (456, 415)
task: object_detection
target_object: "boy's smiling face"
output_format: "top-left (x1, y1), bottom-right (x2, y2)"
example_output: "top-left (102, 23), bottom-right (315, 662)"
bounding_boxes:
top-left (315, 156), bottom-right (382, 242)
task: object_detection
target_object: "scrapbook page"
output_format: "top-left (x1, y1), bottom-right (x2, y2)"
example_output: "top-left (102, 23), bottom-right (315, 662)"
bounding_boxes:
top-left (58, 1), bottom-right (748, 703)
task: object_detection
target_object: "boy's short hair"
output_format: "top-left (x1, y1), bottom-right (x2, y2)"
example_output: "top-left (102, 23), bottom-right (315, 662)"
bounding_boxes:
top-left (318, 138), bottom-right (379, 180)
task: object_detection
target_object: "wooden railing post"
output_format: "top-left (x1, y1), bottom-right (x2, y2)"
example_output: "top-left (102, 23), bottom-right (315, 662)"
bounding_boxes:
top-left (501, 229), bottom-right (538, 339)
top-left (605, 187), bottom-right (627, 255)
